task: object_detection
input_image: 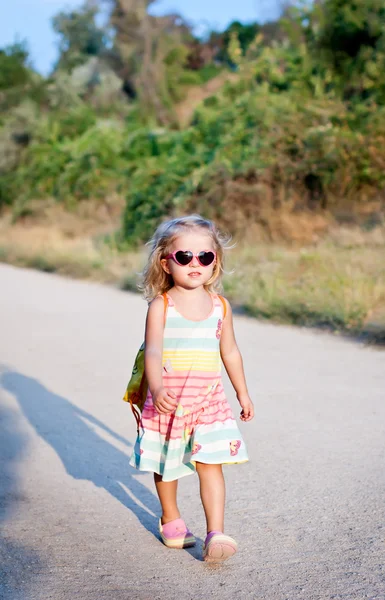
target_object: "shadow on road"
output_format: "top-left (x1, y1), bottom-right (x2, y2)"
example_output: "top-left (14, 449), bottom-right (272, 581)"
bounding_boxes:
top-left (0, 369), bottom-right (162, 541)
top-left (0, 390), bottom-right (44, 600)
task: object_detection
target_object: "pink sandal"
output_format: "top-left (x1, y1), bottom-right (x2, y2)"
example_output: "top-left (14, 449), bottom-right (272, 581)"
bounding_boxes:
top-left (203, 531), bottom-right (238, 562)
top-left (159, 518), bottom-right (196, 549)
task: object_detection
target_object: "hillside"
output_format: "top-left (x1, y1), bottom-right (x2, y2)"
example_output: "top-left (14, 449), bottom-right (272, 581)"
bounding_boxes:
top-left (0, 0), bottom-right (385, 340)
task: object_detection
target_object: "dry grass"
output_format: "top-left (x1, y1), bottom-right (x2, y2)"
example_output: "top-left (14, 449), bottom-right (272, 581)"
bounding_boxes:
top-left (1, 212), bottom-right (384, 344)
top-left (225, 231), bottom-right (385, 338)
top-left (0, 209), bottom-right (143, 285)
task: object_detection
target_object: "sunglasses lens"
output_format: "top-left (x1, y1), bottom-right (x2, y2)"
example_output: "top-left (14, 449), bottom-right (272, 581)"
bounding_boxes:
top-left (175, 251), bottom-right (193, 266)
top-left (198, 251), bottom-right (215, 266)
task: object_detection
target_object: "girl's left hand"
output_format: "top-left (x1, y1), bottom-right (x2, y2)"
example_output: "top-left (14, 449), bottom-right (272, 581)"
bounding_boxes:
top-left (237, 394), bottom-right (254, 422)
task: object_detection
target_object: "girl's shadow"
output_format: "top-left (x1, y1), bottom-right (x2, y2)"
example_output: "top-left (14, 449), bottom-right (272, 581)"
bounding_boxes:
top-left (1, 370), bottom-right (161, 536)
top-left (0, 369), bottom-right (204, 559)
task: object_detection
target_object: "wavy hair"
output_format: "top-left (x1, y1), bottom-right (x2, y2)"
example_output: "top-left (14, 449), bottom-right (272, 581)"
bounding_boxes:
top-left (140, 215), bottom-right (231, 301)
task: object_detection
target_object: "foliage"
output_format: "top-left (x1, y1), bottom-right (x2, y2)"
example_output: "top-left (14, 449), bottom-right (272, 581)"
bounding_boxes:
top-left (218, 21), bottom-right (261, 64)
top-left (0, 42), bottom-right (48, 113)
top-left (0, 42), bottom-right (31, 91)
top-left (285, 0), bottom-right (385, 102)
top-left (52, 2), bottom-right (109, 72)
top-left (1, 0), bottom-right (385, 243)
top-left (120, 85), bottom-right (385, 243)
top-left (0, 117), bottom-right (130, 212)
top-left (319, 0), bottom-right (385, 102)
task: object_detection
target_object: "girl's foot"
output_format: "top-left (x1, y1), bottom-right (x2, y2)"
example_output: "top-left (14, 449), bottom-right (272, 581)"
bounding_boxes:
top-left (203, 531), bottom-right (238, 563)
top-left (159, 518), bottom-right (196, 549)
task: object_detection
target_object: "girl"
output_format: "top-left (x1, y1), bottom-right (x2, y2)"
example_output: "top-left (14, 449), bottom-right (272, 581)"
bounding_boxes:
top-left (130, 215), bottom-right (254, 562)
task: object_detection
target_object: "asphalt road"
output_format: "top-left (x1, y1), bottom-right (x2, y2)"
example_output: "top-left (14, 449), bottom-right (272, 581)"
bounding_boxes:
top-left (1, 263), bottom-right (384, 600)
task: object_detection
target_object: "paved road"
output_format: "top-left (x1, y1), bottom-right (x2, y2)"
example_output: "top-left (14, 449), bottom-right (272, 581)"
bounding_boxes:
top-left (0, 264), bottom-right (384, 600)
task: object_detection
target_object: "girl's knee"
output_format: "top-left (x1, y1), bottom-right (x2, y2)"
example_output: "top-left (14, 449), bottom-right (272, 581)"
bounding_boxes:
top-left (196, 462), bottom-right (223, 475)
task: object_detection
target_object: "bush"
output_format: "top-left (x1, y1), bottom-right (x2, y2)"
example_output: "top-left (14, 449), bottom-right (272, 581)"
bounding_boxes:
top-left (2, 120), bottom-right (128, 208)
top-left (121, 84), bottom-right (385, 244)
top-left (0, 42), bottom-right (31, 91)
top-left (2, 0), bottom-right (385, 246)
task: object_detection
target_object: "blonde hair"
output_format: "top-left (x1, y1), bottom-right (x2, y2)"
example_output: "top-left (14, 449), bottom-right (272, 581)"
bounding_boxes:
top-left (140, 215), bottom-right (231, 301)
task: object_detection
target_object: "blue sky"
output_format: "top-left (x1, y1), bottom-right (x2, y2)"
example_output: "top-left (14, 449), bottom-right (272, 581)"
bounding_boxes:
top-left (0, 0), bottom-right (281, 75)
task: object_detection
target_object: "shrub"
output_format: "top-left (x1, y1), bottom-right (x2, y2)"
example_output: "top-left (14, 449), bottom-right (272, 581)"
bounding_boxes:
top-left (121, 85), bottom-right (385, 244)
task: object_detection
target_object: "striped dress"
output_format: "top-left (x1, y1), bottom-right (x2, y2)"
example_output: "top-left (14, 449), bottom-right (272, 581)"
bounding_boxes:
top-left (130, 293), bottom-right (248, 482)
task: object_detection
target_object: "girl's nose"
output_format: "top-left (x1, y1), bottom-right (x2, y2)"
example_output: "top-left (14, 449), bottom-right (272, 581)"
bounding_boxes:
top-left (190, 255), bottom-right (199, 267)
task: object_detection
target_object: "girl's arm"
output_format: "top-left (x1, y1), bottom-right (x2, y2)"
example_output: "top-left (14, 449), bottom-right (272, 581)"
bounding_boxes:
top-left (220, 299), bottom-right (254, 422)
top-left (144, 296), bottom-right (177, 414)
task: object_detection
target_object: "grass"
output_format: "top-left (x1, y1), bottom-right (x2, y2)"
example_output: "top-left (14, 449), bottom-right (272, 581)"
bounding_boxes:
top-left (1, 215), bottom-right (384, 345)
top-left (224, 239), bottom-right (385, 339)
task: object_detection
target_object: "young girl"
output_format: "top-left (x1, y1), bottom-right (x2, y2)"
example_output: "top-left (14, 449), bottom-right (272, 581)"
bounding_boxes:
top-left (130, 215), bottom-right (254, 562)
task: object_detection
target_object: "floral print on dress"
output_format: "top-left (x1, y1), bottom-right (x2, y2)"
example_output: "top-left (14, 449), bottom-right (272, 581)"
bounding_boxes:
top-left (204, 380), bottom-right (219, 401)
top-left (183, 425), bottom-right (193, 443)
top-left (192, 442), bottom-right (202, 455)
top-left (209, 381), bottom-right (219, 393)
top-left (229, 440), bottom-right (241, 456)
top-left (216, 318), bottom-right (223, 339)
top-left (163, 359), bottom-right (174, 373)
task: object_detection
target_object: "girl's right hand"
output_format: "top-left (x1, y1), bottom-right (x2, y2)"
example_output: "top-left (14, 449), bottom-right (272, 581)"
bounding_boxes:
top-left (152, 387), bottom-right (178, 414)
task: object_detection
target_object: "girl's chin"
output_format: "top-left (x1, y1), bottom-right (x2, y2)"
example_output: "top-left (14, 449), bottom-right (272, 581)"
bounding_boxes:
top-left (173, 273), bottom-right (213, 288)
top-left (178, 278), bottom-right (209, 289)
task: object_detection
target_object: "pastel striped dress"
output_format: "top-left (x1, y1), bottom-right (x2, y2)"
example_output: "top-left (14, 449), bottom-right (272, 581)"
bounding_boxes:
top-left (130, 293), bottom-right (248, 482)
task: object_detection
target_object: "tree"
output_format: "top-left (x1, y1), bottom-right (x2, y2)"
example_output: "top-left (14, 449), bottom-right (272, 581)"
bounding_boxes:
top-left (0, 42), bottom-right (31, 90)
top-left (316, 0), bottom-right (385, 99)
top-left (281, 0), bottom-right (385, 101)
top-left (107, 0), bottom-right (194, 124)
top-left (52, 1), bottom-right (108, 72)
top-left (214, 21), bottom-right (261, 64)
top-left (318, 0), bottom-right (385, 69)
top-left (226, 21), bottom-right (261, 55)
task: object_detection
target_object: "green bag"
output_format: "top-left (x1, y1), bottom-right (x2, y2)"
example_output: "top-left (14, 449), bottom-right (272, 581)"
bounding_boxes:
top-left (123, 293), bottom-right (168, 431)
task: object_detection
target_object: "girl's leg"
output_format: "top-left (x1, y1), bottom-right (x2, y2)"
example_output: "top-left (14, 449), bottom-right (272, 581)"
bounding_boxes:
top-left (196, 463), bottom-right (225, 533)
top-left (154, 473), bottom-right (180, 524)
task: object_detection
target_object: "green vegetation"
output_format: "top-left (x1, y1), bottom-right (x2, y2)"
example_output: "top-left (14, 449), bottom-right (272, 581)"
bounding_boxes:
top-left (0, 42), bottom-right (32, 91)
top-left (1, 0), bottom-right (385, 234)
top-left (1, 0), bottom-right (385, 339)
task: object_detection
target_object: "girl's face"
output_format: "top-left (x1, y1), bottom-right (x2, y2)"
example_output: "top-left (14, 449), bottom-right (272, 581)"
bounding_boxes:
top-left (161, 229), bottom-right (217, 290)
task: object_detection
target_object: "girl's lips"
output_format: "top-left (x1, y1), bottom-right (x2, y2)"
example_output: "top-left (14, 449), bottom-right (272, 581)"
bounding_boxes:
top-left (189, 272), bottom-right (201, 277)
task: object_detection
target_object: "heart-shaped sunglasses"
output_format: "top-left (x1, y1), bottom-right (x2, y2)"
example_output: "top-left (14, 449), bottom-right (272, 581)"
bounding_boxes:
top-left (165, 250), bottom-right (216, 267)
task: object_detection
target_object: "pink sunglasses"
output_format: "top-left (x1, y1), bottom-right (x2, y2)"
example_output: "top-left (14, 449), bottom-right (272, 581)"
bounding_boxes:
top-left (165, 250), bottom-right (217, 267)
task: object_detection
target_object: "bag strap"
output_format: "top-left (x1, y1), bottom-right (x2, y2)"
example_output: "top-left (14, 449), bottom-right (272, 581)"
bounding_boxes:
top-left (130, 400), bottom-right (142, 432)
top-left (218, 295), bottom-right (227, 319)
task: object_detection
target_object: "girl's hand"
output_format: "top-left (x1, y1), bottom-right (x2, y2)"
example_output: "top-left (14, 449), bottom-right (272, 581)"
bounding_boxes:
top-left (237, 394), bottom-right (254, 422)
top-left (153, 387), bottom-right (178, 415)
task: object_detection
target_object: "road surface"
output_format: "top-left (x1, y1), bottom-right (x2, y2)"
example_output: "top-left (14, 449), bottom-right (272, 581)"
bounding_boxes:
top-left (0, 264), bottom-right (384, 600)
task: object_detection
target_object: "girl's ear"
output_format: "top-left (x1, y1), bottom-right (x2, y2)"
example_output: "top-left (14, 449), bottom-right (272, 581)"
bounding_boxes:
top-left (161, 258), bottom-right (171, 275)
